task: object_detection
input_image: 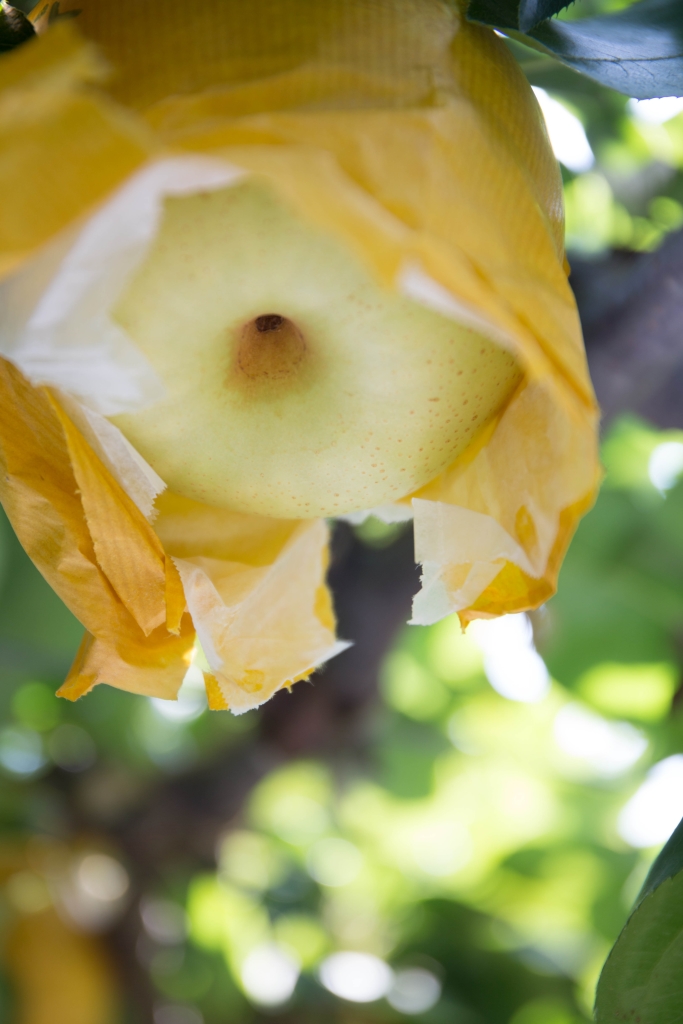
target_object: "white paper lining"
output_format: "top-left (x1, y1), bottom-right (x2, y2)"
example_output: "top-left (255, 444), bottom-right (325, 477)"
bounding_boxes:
top-left (397, 260), bottom-right (515, 353)
top-left (0, 155), bottom-right (245, 416)
top-left (174, 520), bottom-right (351, 714)
top-left (410, 498), bottom-right (534, 625)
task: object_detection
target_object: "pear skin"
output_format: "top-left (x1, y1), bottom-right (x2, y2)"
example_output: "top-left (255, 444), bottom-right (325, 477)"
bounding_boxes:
top-left (111, 180), bottom-right (522, 518)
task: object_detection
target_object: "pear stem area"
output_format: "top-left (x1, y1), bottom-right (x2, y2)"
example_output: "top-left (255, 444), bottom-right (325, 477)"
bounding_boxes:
top-left (237, 314), bottom-right (307, 381)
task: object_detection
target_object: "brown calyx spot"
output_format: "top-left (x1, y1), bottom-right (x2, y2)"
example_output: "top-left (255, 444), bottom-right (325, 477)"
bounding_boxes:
top-left (237, 314), bottom-right (306, 380)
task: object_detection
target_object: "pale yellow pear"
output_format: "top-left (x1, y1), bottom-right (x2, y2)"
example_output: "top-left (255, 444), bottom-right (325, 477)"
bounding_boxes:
top-left (111, 179), bottom-right (522, 519)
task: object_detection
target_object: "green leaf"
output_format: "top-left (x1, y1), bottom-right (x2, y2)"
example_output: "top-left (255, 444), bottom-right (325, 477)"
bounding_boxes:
top-left (467, 0), bottom-right (683, 100)
top-left (467, 0), bottom-right (572, 32)
top-left (530, 0), bottom-right (683, 99)
top-left (519, 1), bottom-right (573, 32)
top-left (467, 0), bottom-right (520, 30)
top-left (636, 815), bottom-right (683, 906)
top-left (595, 815), bottom-right (683, 1023)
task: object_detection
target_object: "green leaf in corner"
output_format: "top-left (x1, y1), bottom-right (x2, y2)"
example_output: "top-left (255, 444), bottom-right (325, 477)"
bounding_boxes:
top-left (468, 0), bottom-right (573, 33)
top-left (530, 0), bottom-right (683, 99)
top-left (518, 1), bottom-right (573, 32)
top-left (635, 813), bottom-right (683, 906)
top-left (595, 815), bottom-right (683, 1023)
top-left (467, 0), bottom-right (683, 100)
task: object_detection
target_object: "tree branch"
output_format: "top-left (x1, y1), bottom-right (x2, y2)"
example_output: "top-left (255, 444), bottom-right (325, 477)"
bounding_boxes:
top-left (571, 229), bottom-right (683, 430)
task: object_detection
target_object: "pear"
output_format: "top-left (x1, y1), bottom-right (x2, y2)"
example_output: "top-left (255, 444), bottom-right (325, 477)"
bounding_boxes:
top-left (111, 179), bottom-right (522, 519)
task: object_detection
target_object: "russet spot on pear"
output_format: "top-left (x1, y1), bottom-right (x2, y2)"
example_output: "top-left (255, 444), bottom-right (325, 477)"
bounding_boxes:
top-left (111, 180), bottom-right (522, 518)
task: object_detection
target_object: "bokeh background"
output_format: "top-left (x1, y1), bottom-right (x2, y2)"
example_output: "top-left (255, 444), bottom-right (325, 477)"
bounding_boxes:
top-left (4, 1), bottom-right (683, 1022)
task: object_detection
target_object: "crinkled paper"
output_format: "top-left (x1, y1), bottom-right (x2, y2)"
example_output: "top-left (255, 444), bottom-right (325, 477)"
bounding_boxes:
top-left (0, 0), bottom-right (601, 708)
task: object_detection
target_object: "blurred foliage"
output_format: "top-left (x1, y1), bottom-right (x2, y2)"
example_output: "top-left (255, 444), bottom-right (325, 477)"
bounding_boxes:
top-left (508, 23), bottom-right (683, 255)
top-left (3, 415), bottom-right (683, 1022)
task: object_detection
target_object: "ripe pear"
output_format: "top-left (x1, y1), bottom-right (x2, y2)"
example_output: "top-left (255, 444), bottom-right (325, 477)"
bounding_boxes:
top-left (111, 180), bottom-right (522, 519)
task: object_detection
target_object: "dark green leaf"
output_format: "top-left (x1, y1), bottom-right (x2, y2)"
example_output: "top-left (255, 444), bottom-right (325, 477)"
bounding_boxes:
top-left (467, 0), bottom-right (521, 30)
top-left (530, 0), bottom-right (683, 99)
top-left (635, 814), bottom-right (683, 906)
top-left (468, 0), bottom-right (683, 99)
top-left (468, 0), bottom-right (573, 32)
top-left (0, 1), bottom-right (35, 53)
top-left (595, 837), bottom-right (683, 1022)
top-left (518, 0), bottom-right (573, 32)
top-left (596, 817), bottom-right (683, 1022)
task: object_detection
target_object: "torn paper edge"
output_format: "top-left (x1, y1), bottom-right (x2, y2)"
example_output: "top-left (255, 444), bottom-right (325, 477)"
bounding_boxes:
top-left (216, 639), bottom-right (351, 715)
top-left (409, 498), bottom-right (538, 626)
top-left (173, 520), bottom-right (351, 715)
top-left (58, 392), bottom-right (166, 521)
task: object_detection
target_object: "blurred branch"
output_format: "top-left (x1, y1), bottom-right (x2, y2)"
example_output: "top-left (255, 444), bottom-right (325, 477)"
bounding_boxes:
top-left (85, 525), bottom-right (419, 1020)
top-left (109, 524), bottom-right (419, 868)
top-left (571, 228), bottom-right (683, 430)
